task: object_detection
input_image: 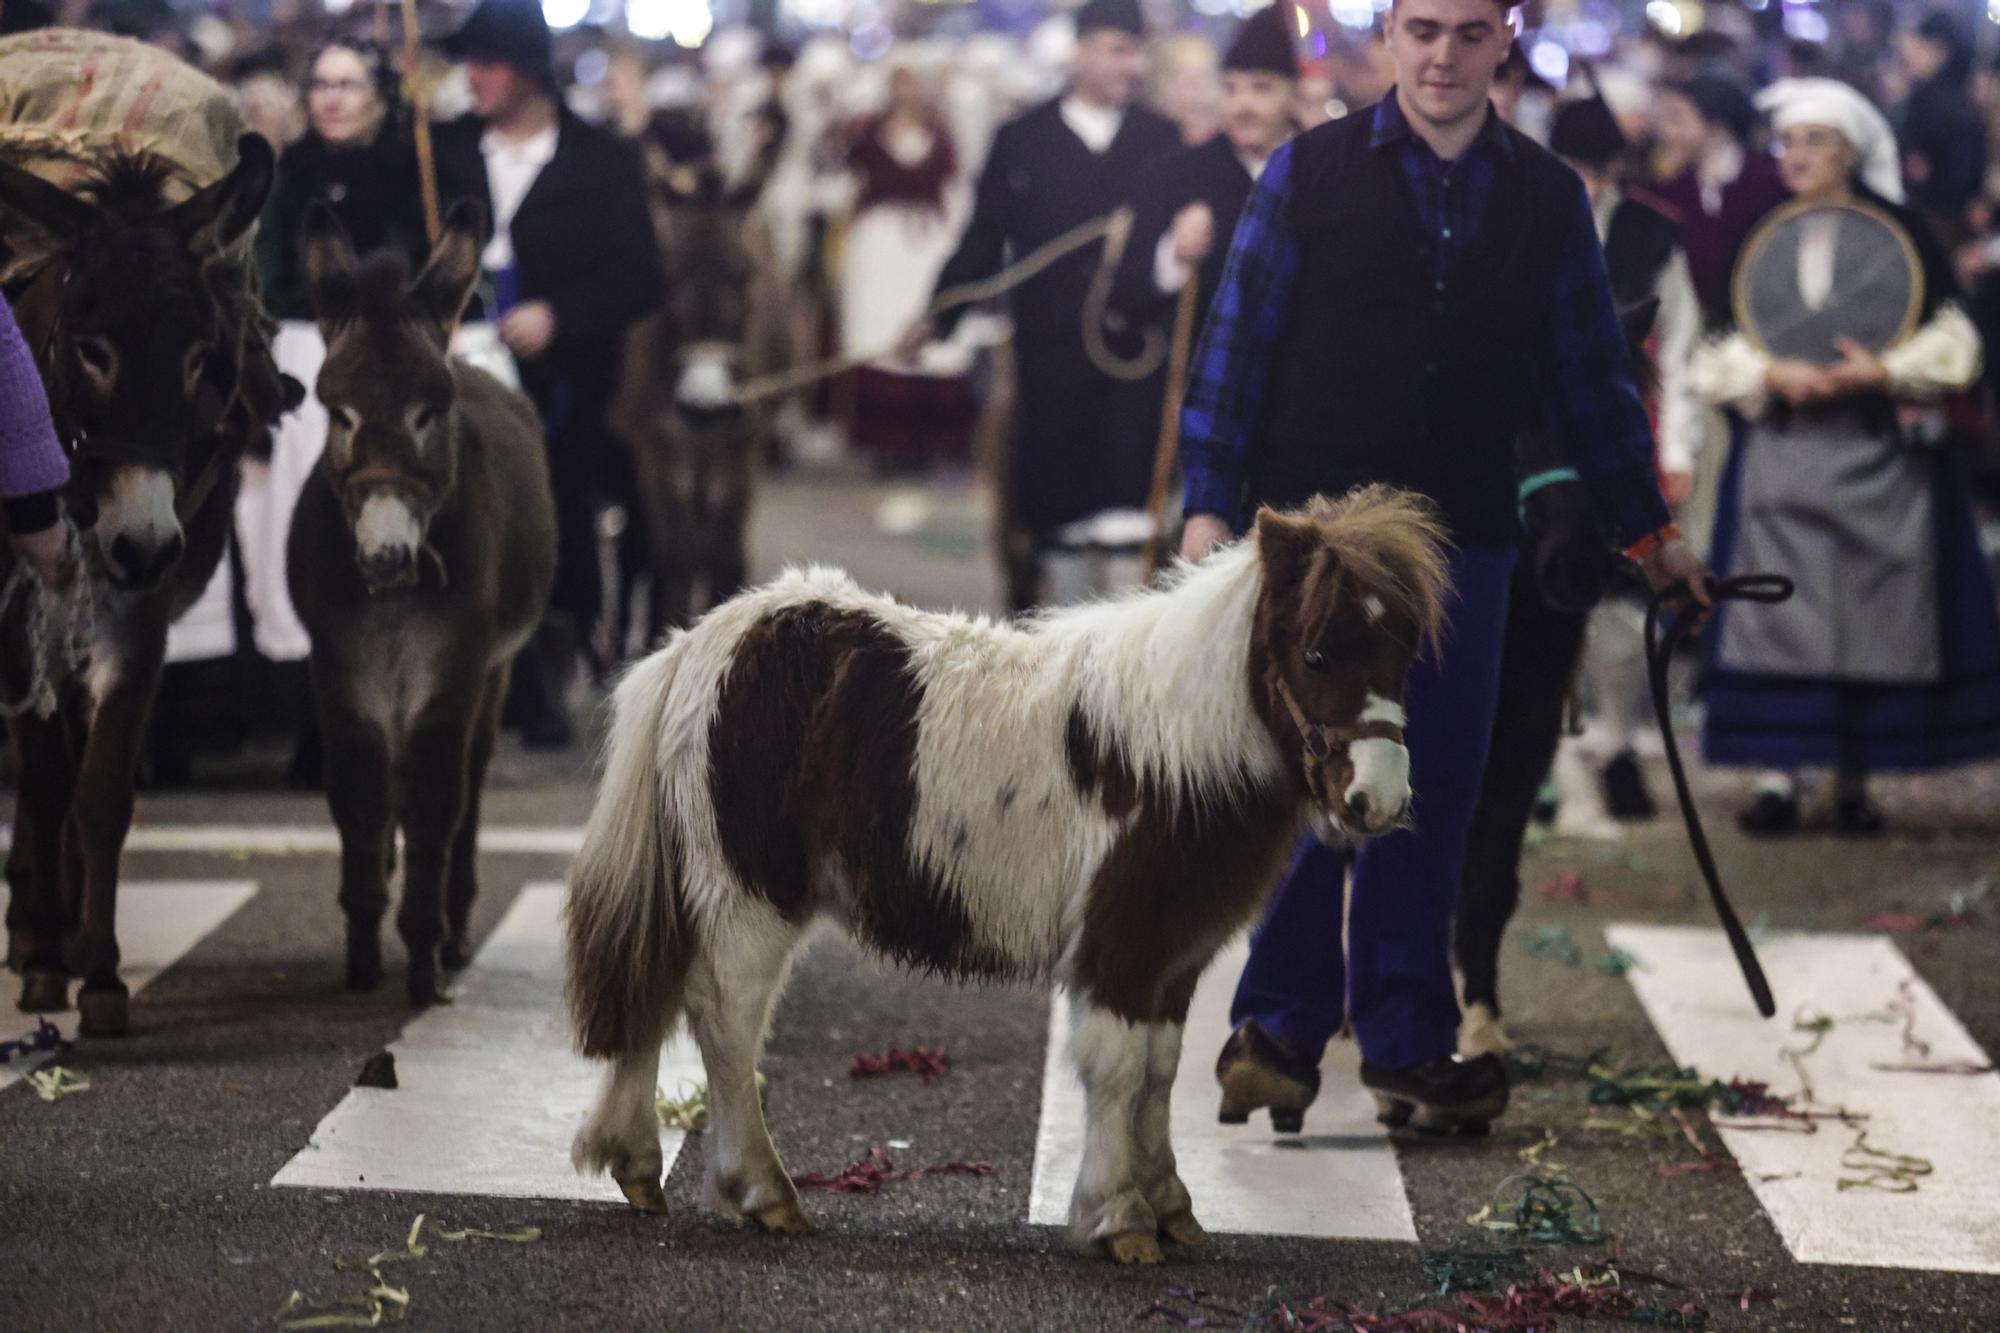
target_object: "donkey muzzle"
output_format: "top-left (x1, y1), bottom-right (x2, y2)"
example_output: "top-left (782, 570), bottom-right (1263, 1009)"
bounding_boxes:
top-left (94, 466), bottom-right (185, 590)
top-left (352, 492), bottom-right (424, 595)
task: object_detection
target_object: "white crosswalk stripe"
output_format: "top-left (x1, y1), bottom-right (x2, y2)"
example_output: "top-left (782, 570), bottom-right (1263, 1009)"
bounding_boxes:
top-left (271, 882), bottom-right (703, 1203)
top-left (1611, 924), bottom-right (2000, 1275)
top-left (0, 879), bottom-right (258, 1094)
top-left (1027, 937), bottom-right (1418, 1240)
top-left (0, 824), bottom-right (586, 856)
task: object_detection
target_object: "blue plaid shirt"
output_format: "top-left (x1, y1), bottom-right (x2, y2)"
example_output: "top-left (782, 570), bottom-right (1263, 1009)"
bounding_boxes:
top-left (1181, 95), bottom-right (1672, 548)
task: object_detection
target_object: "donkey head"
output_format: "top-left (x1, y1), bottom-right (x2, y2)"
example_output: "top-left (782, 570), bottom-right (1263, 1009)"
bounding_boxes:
top-left (653, 164), bottom-right (768, 425)
top-left (0, 135), bottom-right (274, 590)
top-left (1250, 486), bottom-right (1451, 840)
top-left (302, 199), bottom-right (485, 594)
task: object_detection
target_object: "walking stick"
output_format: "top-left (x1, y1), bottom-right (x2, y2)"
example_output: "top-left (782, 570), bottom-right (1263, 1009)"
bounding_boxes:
top-left (1141, 278), bottom-right (1201, 580)
top-left (398, 0), bottom-right (442, 245)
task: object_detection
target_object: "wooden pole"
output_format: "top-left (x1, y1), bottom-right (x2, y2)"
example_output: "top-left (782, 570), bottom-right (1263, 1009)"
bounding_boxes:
top-left (399, 0), bottom-right (442, 246)
top-left (1141, 278), bottom-right (1201, 581)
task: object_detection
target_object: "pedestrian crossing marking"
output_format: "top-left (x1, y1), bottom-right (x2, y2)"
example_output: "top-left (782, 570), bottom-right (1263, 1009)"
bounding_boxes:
top-left (0, 879), bottom-right (258, 1095)
top-left (0, 824), bottom-right (586, 857)
top-left (1610, 924), bottom-right (2000, 1275)
top-left (272, 882), bottom-right (702, 1202)
top-left (1027, 937), bottom-right (1419, 1240)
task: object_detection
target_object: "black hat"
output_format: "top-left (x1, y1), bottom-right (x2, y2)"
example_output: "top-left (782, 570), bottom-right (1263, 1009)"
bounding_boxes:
top-left (1224, 3), bottom-right (1298, 79)
top-left (1549, 94), bottom-right (1626, 168)
top-left (1075, 0), bottom-right (1145, 39)
top-left (1670, 72), bottom-right (1757, 146)
top-left (440, 0), bottom-right (554, 86)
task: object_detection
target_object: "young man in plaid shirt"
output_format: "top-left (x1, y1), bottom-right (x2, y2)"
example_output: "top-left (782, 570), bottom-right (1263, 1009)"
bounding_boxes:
top-left (1181, 0), bottom-right (1709, 1133)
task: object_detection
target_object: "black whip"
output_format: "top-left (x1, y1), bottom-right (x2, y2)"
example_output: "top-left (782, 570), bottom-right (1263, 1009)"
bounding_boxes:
top-left (1644, 573), bottom-right (1794, 1019)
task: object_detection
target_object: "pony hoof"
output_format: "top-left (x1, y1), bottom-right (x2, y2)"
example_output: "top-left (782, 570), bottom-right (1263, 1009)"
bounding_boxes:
top-left (620, 1177), bottom-right (668, 1214)
top-left (77, 986), bottom-right (129, 1038)
top-left (1105, 1231), bottom-right (1165, 1265)
top-left (1457, 1003), bottom-right (1511, 1058)
top-left (1159, 1212), bottom-right (1208, 1246)
top-left (751, 1201), bottom-right (814, 1235)
top-left (1270, 1109), bottom-right (1305, 1134)
top-left (17, 969), bottom-right (69, 1013)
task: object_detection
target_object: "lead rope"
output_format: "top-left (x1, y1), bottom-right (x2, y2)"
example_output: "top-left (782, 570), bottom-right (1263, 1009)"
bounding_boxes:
top-left (0, 527), bottom-right (94, 721)
top-left (1644, 571), bottom-right (1794, 1019)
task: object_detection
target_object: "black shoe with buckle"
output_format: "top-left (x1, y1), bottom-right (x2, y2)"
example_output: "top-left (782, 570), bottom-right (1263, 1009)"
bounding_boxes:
top-left (1215, 1019), bottom-right (1320, 1134)
top-left (1360, 1052), bottom-right (1509, 1137)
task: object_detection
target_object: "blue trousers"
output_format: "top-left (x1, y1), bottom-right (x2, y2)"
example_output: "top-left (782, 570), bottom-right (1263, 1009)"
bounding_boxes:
top-left (1231, 544), bottom-right (1517, 1071)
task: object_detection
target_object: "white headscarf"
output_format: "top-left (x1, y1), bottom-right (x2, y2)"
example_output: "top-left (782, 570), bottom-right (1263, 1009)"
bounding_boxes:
top-left (1755, 77), bottom-right (1904, 203)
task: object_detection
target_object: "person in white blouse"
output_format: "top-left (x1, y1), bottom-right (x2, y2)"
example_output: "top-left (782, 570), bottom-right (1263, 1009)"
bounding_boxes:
top-left (1691, 78), bottom-right (1999, 838)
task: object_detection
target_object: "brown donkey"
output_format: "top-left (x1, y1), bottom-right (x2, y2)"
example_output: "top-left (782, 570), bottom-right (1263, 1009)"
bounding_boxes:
top-left (289, 201), bottom-right (556, 1006)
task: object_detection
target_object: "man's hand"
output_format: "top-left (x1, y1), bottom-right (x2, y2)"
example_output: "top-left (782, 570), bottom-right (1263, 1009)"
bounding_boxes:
top-left (894, 317), bottom-right (934, 363)
top-left (1764, 358), bottom-right (1829, 406)
top-left (1820, 337), bottom-right (1891, 398)
top-left (1179, 512), bottom-right (1230, 564)
top-left (1170, 202), bottom-right (1215, 267)
top-left (1637, 536), bottom-right (1713, 627)
top-left (499, 300), bottom-right (557, 361)
top-left (9, 520), bottom-right (78, 590)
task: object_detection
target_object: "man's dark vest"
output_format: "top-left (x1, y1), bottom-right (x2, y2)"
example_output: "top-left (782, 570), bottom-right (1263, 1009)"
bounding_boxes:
top-left (1250, 111), bottom-right (1575, 545)
top-left (1604, 193), bottom-right (1681, 313)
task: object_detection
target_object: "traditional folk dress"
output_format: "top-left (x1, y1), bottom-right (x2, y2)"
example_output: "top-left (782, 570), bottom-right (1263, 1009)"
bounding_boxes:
top-left (1693, 191), bottom-right (2000, 775)
top-left (839, 113), bottom-right (977, 466)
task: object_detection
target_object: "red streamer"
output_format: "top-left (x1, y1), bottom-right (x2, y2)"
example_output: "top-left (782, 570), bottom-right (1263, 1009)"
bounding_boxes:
top-left (848, 1046), bottom-right (952, 1082)
top-left (791, 1146), bottom-right (993, 1195)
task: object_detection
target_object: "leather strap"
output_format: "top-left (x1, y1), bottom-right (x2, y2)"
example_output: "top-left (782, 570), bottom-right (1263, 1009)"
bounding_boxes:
top-left (1269, 671), bottom-right (1404, 775)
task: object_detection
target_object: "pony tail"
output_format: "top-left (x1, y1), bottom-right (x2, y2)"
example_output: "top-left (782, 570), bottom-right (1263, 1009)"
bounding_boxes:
top-left (564, 641), bottom-right (695, 1059)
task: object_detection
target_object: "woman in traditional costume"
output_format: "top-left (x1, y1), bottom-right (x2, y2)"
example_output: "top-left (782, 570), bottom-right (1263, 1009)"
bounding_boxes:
top-left (1693, 77), bottom-right (2000, 836)
top-left (838, 61), bottom-right (977, 475)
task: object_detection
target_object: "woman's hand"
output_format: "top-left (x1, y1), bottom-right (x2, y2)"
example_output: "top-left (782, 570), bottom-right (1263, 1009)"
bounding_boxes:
top-left (1819, 337), bottom-right (1891, 397)
top-left (1764, 359), bottom-right (1829, 406)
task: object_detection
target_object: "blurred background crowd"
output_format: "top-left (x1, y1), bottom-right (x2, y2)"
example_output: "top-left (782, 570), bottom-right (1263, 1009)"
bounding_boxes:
top-left (8, 0), bottom-right (1998, 836)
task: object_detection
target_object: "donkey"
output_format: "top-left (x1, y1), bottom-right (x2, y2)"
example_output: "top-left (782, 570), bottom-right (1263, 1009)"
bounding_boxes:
top-left (565, 486), bottom-right (1449, 1263)
top-left (0, 137), bottom-right (286, 1036)
top-left (617, 163), bottom-right (782, 639)
top-left (288, 201), bottom-right (556, 1007)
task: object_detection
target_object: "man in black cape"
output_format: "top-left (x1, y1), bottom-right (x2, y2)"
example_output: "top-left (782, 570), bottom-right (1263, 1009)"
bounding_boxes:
top-left (904, 0), bottom-right (1179, 610)
top-left (431, 0), bottom-right (663, 744)
top-left (1114, 2), bottom-right (1301, 335)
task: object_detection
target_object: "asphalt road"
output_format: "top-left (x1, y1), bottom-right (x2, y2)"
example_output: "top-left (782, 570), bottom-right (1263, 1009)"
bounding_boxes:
top-left (3, 470), bottom-right (1998, 1331)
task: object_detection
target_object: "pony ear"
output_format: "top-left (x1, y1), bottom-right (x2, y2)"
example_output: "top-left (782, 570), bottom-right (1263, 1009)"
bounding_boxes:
top-left (0, 157), bottom-right (99, 243)
top-left (169, 134), bottom-right (276, 255)
top-left (300, 200), bottom-right (361, 327)
top-left (1253, 506), bottom-right (1318, 591)
top-left (411, 198), bottom-right (486, 334)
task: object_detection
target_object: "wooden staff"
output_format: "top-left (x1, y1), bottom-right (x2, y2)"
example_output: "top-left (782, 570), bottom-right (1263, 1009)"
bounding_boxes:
top-left (398, 0), bottom-right (442, 245)
top-left (1140, 277), bottom-right (1201, 580)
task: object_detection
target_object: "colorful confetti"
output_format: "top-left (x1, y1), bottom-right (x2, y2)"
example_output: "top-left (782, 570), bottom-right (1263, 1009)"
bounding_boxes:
top-left (790, 1145), bottom-right (995, 1195)
top-left (848, 1046), bottom-right (951, 1082)
top-left (0, 1018), bottom-right (69, 1064)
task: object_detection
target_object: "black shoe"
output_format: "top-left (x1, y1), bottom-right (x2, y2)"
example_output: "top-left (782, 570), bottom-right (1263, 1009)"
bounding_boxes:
top-left (1360, 1052), bottom-right (1509, 1136)
top-left (1601, 751), bottom-right (1657, 820)
top-left (1215, 1019), bottom-right (1320, 1134)
top-left (1737, 791), bottom-right (1800, 837)
top-left (1835, 794), bottom-right (1886, 838)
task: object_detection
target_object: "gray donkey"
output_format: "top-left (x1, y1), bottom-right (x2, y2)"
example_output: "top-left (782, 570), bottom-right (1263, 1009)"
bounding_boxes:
top-left (289, 200), bottom-right (556, 1006)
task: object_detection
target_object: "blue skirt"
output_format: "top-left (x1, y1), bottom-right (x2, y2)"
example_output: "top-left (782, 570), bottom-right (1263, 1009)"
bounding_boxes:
top-left (1702, 429), bottom-right (2000, 772)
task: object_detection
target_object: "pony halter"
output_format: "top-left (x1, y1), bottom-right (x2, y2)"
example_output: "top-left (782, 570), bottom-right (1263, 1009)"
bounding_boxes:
top-left (1268, 671), bottom-right (1404, 797)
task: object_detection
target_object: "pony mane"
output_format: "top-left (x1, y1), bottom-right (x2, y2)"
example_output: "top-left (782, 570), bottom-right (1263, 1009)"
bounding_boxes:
top-left (1295, 485), bottom-right (1452, 655)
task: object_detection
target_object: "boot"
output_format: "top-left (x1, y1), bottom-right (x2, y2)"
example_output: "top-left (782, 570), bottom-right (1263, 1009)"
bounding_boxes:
top-left (1361, 1052), bottom-right (1509, 1136)
top-left (1215, 1019), bottom-right (1320, 1134)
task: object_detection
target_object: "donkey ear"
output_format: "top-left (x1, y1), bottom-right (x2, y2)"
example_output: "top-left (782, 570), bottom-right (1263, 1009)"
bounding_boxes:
top-left (1253, 507), bottom-right (1318, 591)
top-left (411, 198), bottom-right (486, 333)
top-left (300, 200), bottom-right (361, 326)
top-left (0, 157), bottom-right (99, 243)
top-left (169, 133), bottom-right (276, 255)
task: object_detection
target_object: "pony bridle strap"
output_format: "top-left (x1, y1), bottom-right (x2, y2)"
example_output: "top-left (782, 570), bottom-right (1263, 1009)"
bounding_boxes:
top-left (342, 464), bottom-right (436, 506)
top-left (1270, 673), bottom-right (1404, 788)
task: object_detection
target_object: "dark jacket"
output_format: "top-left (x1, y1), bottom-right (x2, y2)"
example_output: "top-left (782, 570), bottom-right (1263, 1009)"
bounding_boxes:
top-left (929, 97), bottom-right (1180, 537)
top-left (433, 109), bottom-right (664, 389)
top-left (256, 129), bottom-right (430, 322)
top-left (1653, 152), bottom-right (1788, 327)
top-left (1111, 133), bottom-right (1261, 337)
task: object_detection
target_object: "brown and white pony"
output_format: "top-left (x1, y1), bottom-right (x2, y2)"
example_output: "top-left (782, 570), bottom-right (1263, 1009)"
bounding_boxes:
top-left (564, 486), bottom-right (1449, 1263)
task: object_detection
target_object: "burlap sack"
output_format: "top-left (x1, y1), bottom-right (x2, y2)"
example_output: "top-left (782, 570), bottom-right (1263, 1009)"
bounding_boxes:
top-left (0, 28), bottom-right (249, 276)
